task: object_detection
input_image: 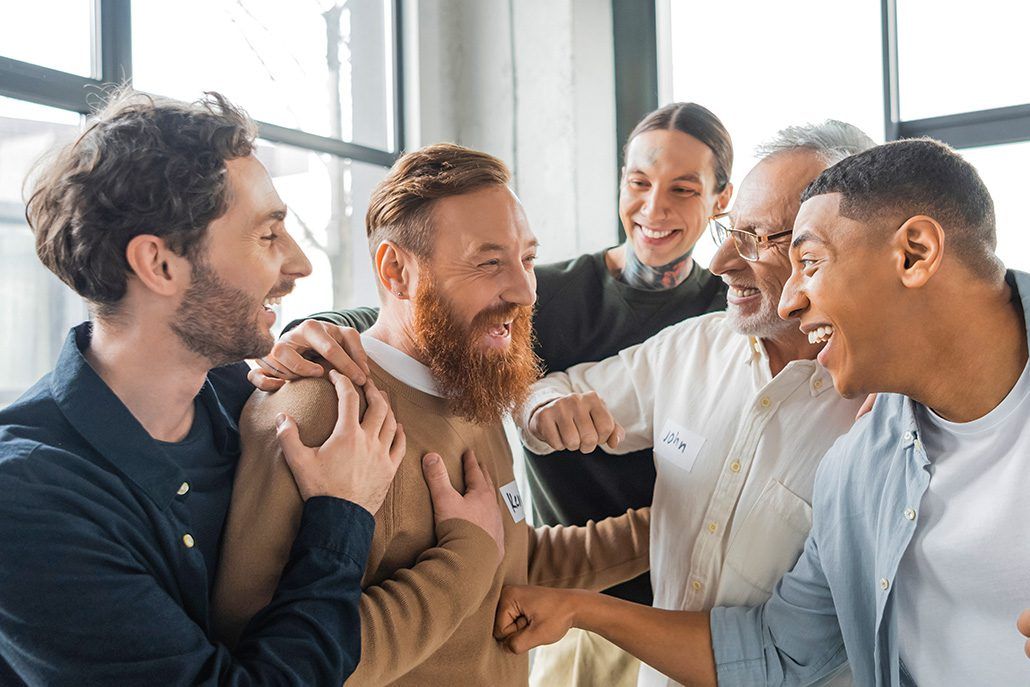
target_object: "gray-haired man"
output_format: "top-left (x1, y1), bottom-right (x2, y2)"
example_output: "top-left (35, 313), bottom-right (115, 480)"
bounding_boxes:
top-left (512, 121), bottom-right (875, 687)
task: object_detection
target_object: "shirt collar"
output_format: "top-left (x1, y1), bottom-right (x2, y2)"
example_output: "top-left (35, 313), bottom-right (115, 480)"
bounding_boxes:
top-left (360, 333), bottom-right (443, 398)
top-left (49, 323), bottom-right (241, 510)
top-left (745, 335), bottom-right (833, 396)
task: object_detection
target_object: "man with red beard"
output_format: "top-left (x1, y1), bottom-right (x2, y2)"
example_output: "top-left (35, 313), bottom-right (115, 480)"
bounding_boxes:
top-left (213, 144), bottom-right (651, 686)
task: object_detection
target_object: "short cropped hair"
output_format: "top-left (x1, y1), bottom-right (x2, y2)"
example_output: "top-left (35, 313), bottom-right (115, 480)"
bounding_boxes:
top-left (27, 89), bottom-right (257, 317)
top-left (365, 143), bottom-right (511, 259)
top-left (755, 120), bottom-right (875, 166)
top-left (801, 138), bottom-right (1000, 276)
top-left (625, 102), bottom-right (733, 192)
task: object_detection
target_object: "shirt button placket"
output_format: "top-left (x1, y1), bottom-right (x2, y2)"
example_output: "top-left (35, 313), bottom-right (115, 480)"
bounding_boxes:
top-left (182, 533), bottom-right (195, 549)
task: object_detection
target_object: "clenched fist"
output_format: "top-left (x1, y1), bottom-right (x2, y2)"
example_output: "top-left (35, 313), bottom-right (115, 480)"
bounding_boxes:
top-left (528, 392), bottom-right (625, 453)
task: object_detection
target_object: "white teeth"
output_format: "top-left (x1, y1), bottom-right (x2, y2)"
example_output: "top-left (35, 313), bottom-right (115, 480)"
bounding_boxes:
top-left (731, 286), bottom-right (759, 297)
top-left (639, 225), bottom-right (674, 239)
top-left (264, 296), bottom-right (282, 307)
top-left (807, 325), bottom-right (835, 344)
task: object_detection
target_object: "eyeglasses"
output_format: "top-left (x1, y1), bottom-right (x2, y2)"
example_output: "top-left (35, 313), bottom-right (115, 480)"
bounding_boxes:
top-left (708, 212), bottom-right (793, 262)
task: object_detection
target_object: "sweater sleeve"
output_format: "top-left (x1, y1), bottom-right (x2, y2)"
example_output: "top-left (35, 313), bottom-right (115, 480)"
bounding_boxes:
top-left (516, 332), bottom-right (668, 455)
top-left (526, 507), bottom-right (650, 591)
top-left (282, 306), bottom-right (381, 335)
top-left (346, 519), bottom-right (498, 686)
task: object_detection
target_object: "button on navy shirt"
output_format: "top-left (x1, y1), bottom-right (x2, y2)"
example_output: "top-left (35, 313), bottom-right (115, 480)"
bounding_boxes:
top-left (0, 323), bottom-right (374, 686)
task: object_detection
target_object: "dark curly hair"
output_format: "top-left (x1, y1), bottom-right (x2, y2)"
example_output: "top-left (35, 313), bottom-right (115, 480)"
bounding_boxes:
top-left (26, 89), bottom-right (257, 318)
top-left (801, 138), bottom-right (1002, 278)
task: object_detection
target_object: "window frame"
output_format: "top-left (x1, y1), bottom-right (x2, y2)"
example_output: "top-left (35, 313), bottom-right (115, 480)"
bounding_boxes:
top-left (881, 0), bottom-right (1029, 149)
top-left (0, 0), bottom-right (405, 167)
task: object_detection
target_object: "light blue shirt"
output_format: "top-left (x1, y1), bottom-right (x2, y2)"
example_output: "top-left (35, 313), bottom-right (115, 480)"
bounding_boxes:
top-left (710, 269), bottom-right (1030, 687)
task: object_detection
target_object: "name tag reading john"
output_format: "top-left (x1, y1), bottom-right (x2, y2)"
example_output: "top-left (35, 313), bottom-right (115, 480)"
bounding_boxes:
top-left (499, 480), bottom-right (525, 523)
top-left (655, 419), bottom-right (706, 473)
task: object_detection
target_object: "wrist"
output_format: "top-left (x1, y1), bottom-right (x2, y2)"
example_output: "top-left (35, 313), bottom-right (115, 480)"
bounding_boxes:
top-left (566, 588), bottom-right (600, 631)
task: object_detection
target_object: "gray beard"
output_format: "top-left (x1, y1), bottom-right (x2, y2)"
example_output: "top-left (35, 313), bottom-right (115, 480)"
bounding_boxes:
top-left (725, 302), bottom-right (796, 339)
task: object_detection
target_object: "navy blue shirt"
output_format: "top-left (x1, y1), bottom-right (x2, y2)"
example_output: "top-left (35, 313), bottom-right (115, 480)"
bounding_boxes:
top-left (0, 323), bottom-right (374, 686)
top-left (157, 398), bottom-right (232, 589)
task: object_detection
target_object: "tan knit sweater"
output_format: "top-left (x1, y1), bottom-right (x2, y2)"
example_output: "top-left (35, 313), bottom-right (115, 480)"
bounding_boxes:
top-left (212, 361), bottom-right (650, 686)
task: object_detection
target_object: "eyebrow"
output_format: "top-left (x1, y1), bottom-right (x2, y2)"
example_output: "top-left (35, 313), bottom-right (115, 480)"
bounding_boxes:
top-left (263, 206), bottom-right (288, 223)
top-left (472, 239), bottom-right (539, 254)
top-left (625, 168), bottom-right (703, 185)
top-left (790, 230), bottom-right (825, 249)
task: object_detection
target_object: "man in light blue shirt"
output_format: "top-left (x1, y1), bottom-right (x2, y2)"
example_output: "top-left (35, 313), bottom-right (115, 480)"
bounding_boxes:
top-left (492, 138), bottom-right (1030, 686)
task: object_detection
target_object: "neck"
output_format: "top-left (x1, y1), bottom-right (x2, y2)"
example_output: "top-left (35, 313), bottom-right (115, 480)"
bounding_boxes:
top-left (606, 242), bottom-right (694, 291)
top-left (907, 279), bottom-right (1027, 423)
top-left (367, 304), bottom-right (427, 365)
top-left (84, 317), bottom-right (210, 442)
top-left (761, 324), bottom-right (822, 377)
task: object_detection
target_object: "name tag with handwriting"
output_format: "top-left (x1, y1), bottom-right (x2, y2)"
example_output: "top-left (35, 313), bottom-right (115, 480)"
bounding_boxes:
top-left (499, 480), bottom-right (525, 523)
top-left (654, 419), bottom-right (706, 473)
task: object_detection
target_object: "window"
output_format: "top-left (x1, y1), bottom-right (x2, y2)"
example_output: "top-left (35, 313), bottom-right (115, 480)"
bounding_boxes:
top-left (663, 0), bottom-right (885, 267)
top-left (0, 0), bottom-right (402, 404)
top-left (662, 0), bottom-right (1030, 273)
top-left (962, 142), bottom-right (1030, 273)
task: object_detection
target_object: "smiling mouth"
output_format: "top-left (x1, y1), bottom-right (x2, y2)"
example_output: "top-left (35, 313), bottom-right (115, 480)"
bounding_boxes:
top-left (807, 324), bottom-right (835, 345)
top-left (486, 321), bottom-right (512, 337)
top-left (729, 285), bottom-right (760, 298)
top-left (262, 296), bottom-right (283, 310)
top-left (636, 224), bottom-right (681, 240)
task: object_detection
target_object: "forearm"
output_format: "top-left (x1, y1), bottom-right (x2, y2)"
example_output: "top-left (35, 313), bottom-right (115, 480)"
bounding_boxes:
top-left (347, 518), bottom-right (499, 685)
top-left (528, 507), bottom-right (650, 590)
top-left (573, 592), bottom-right (717, 687)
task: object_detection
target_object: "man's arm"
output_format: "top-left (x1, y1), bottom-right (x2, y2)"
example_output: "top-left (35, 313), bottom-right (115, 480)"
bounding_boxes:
top-left (517, 331), bottom-right (672, 455)
top-left (0, 371), bottom-right (400, 686)
top-left (500, 468), bottom-right (850, 687)
top-left (493, 586), bottom-right (717, 687)
top-left (283, 306), bottom-right (380, 335)
top-left (526, 507), bottom-right (650, 591)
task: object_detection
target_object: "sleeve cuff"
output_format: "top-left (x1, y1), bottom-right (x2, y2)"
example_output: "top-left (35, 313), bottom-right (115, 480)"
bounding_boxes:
top-left (292, 496), bottom-right (375, 567)
top-left (709, 605), bottom-right (769, 684)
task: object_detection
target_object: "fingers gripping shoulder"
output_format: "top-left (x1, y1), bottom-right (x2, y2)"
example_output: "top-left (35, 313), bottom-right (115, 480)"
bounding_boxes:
top-left (244, 377), bottom-right (362, 449)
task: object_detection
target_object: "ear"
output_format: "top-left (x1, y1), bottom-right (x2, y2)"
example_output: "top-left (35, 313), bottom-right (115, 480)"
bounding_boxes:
top-left (715, 182), bottom-right (734, 213)
top-left (891, 215), bottom-right (944, 288)
top-left (124, 234), bottom-right (191, 297)
top-left (374, 241), bottom-right (416, 299)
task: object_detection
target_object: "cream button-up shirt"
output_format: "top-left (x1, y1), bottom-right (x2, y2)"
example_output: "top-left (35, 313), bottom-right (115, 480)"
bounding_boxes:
top-left (518, 312), bottom-right (860, 687)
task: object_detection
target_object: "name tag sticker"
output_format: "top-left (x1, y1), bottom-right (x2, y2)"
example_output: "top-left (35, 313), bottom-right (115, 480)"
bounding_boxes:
top-left (499, 480), bottom-right (525, 523)
top-left (654, 419), bottom-right (706, 473)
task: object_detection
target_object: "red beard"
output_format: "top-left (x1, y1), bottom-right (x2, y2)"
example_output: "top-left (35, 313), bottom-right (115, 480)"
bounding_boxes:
top-left (412, 274), bottom-right (541, 425)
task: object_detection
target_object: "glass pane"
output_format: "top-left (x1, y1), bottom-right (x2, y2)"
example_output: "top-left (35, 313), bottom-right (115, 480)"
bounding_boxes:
top-left (898, 1), bottom-right (1030, 120)
top-left (0, 97), bottom-right (86, 406)
top-left (962, 141), bottom-right (1030, 273)
top-left (0, 0), bottom-right (93, 76)
top-left (668, 0), bottom-right (884, 267)
top-left (132, 0), bottom-right (396, 151)
top-left (255, 141), bottom-right (387, 335)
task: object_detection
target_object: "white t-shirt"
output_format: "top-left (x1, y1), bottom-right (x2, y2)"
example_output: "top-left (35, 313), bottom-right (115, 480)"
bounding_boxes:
top-left (897, 358), bottom-right (1030, 685)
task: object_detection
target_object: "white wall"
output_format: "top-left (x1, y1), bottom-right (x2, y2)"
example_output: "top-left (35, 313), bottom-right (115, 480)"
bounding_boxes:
top-left (404, 0), bottom-right (620, 264)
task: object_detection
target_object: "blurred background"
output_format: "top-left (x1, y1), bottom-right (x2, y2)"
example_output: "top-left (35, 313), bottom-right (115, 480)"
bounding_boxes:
top-left (2, 0), bottom-right (1028, 404)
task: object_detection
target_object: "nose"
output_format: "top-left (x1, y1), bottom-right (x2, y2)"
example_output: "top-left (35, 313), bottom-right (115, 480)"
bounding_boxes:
top-left (282, 230), bottom-right (313, 279)
top-left (708, 234), bottom-right (745, 277)
top-left (504, 262), bottom-right (537, 308)
top-left (777, 266), bottom-right (808, 321)
top-left (641, 185), bottom-right (670, 221)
